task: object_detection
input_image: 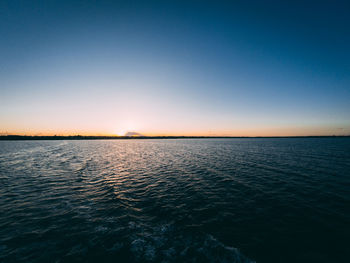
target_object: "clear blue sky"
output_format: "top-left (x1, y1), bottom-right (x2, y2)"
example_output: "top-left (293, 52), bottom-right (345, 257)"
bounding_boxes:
top-left (1, 0), bottom-right (349, 136)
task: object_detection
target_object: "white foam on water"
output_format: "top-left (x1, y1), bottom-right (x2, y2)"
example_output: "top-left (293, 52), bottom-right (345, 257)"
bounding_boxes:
top-left (127, 223), bottom-right (255, 262)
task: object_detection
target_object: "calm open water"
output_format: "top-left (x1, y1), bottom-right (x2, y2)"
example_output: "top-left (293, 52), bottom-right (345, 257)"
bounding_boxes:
top-left (0, 138), bottom-right (349, 263)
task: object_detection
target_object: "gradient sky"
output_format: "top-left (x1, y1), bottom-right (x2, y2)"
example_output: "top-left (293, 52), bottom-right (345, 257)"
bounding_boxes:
top-left (1, 0), bottom-right (349, 136)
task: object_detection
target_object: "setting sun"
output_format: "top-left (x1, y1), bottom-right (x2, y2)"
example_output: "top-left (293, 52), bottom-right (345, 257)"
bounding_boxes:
top-left (115, 129), bottom-right (127, 136)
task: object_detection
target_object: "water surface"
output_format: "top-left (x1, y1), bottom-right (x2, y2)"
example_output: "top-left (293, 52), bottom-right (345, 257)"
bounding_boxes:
top-left (0, 138), bottom-right (349, 262)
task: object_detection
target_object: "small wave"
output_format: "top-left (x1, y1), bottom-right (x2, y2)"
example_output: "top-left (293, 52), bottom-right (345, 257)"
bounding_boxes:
top-left (124, 223), bottom-right (254, 262)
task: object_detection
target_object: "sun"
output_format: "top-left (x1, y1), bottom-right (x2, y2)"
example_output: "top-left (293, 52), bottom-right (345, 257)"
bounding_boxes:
top-left (115, 129), bottom-right (127, 136)
top-left (114, 121), bottom-right (139, 136)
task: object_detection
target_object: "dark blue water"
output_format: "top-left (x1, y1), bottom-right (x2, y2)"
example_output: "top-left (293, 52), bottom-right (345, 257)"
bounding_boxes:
top-left (0, 138), bottom-right (349, 262)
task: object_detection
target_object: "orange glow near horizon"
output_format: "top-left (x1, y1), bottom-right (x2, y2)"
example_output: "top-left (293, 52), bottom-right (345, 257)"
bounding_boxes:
top-left (2, 124), bottom-right (349, 137)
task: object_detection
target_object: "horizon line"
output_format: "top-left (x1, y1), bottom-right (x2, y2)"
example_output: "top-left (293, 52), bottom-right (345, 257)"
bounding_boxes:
top-left (1, 134), bottom-right (349, 141)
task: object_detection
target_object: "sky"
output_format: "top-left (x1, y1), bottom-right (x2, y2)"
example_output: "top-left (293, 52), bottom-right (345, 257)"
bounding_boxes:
top-left (1, 0), bottom-right (349, 136)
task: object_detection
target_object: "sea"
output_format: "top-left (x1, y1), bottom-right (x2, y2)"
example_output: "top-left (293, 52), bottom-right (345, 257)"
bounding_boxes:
top-left (0, 138), bottom-right (349, 262)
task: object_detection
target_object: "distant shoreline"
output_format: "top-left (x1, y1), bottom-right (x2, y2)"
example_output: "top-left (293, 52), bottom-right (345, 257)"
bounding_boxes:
top-left (0, 135), bottom-right (349, 140)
